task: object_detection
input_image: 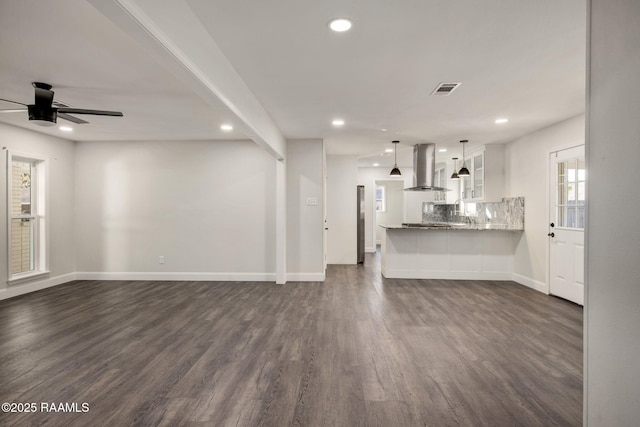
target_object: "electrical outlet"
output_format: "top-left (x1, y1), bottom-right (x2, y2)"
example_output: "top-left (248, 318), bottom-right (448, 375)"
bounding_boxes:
top-left (159, 256), bottom-right (165, 264)
top-left (307, 197), bottom-right (318, 206)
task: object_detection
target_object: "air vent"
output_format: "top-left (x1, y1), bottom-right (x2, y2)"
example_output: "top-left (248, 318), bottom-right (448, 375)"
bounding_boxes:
top-left (430, 82), bottom-right (462, 96)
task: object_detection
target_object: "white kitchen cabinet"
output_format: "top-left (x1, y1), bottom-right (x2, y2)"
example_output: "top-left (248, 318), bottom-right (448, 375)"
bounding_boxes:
top-left (433, 165), bottom-right (447, 203)
top-left (461, 144), bottom-right (504, 202)
top-left (379, 226), bottom-right (519, 280)
top-left (433, 161), bottom-right (460, 204)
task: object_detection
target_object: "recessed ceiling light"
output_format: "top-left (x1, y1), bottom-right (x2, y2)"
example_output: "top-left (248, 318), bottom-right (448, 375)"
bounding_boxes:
top-left (373, 163), bottom-right (380, 167)
top-left (220, 124), bottom-right (233, 131)
top-left (59, 126), bottom-right (73, 132)
top-left (495, 118), bottom-right (509, 124)
top-left (385, 148), bottom-right (393, 153)
top-left (439, 148), bottom-right (447, 152)
top-left (328, 18), bottom-right (352, 32)
top-left (381, 128), bottom-right (387, 132)
top-left (332, 119), bottom-right (345, 126)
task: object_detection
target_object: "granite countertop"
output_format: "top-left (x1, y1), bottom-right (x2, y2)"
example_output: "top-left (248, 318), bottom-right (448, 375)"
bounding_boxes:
top-left (379, 222), bottom-right (524, 231)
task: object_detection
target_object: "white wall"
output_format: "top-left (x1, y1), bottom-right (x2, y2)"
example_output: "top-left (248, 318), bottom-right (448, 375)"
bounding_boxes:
top-left (504, 114), bottom-right (585, 291)
top-left (286, 139), bottom-right (324, 280)
top-left (327, 155), bottom-right (358, 264)
top-left (74, 139), bottom-right (277, 280)
top-left (358, 167), bottom-right (412, 252)
top-left (403, 191), bottom-right (434, 223)
top-left (375, 181), bottom-right (404, 244)
top-left (0, 123), bottom-right (76, 299)
top-left (586, 0), bottom-right (640, 424)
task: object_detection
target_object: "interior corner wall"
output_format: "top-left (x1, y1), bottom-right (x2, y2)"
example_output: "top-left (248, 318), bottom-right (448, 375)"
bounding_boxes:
top-left (375, 181), bottom-right (404, 244)
top-left (503, 114), bottom-right (585, 290)
top-left (0, 123), bottom-right (76, 300)
top-left (286, 139), bottom-right (324, 280)
top-left (74, 139), bottom-right (276, 280)
top-left (586, 0), bottom-right (640, 424)
top-left (327, 155), bottom-right (358, 264)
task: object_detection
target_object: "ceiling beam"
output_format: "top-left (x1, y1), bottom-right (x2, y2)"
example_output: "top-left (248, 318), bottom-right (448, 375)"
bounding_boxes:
top-left (87, 0), bottom-right (286, 160)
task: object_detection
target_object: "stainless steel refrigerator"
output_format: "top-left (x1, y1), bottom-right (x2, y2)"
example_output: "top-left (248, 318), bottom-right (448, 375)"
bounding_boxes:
top-left (357, 185), bottom-right (365, 263)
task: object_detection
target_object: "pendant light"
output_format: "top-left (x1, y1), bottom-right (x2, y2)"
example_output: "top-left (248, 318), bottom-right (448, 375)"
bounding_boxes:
top-left (451, 157), bottom-right (460, 180)
top-left (389, 140), bottom-right (401, 176)
top-left (458, 140), bottom-right (470, 177)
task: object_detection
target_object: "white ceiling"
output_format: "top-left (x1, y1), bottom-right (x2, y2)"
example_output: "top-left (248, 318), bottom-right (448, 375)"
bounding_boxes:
top-left (0, 0), bottom-right (245, 142)
top-left (0, 0), bottom-right (586, 165)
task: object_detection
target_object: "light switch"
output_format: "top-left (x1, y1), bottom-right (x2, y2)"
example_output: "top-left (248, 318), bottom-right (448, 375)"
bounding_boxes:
top-left (306, 197), bottom-right (318, 206)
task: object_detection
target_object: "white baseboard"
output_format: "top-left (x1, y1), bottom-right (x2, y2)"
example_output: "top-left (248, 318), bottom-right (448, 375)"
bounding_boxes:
top-left (75, 271), bottom-right (277, 282)
top-left (512, 273), bottom-right (548, 294)
top-left (0, 272), bottom-right (77, 300)
top-left (382, 270), bottom-right (513, 280)
top-left (381, 270), bottom-right (549, 294)
top-left (286, 272), bottom-right (325, 282)
top-left (365, 246), bottom-right (376, 253)
top-left (0, 270), bottom-right (327, 300)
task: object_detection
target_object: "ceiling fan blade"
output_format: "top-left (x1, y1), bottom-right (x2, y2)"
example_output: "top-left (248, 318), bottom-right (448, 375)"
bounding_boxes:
top-left (58, 113), bottom-right (89, 124)
top-left (0, 109), bottom-right (27, 113)
top-left (57, 108), bottom-right (123, 117)
top-left (0, 98), bottom-right (28, 106)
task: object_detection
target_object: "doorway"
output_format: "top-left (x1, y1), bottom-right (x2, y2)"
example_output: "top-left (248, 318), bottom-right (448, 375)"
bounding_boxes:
top-left (548, 145), bottom-right (585, 305)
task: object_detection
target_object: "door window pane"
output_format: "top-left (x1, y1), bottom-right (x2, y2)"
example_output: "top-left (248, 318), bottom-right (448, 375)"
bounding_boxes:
top-left (577, 159), bottom-right (586, 181)
top-left (557, 182), bottom-right (567, 206)
top-left (557, 205), bottom-right (567, 228)
top-left (555, 157), bottom-right (586, 230)
top-left (577, 206), bottom-right (585, 229)
top-left (578, 182), bottom-right (586, 203)
top-left (567, 182), bottom-right (576, 202)
top-left (567, 206), bottom-right (577, 228)
top-left (557, 162), bottom-right (566, 181)
top-left (568, 161), bottom-right (576, 182)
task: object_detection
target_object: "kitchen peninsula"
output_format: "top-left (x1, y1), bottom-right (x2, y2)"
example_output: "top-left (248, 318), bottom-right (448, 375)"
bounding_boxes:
top-left (379, 197), bottom-right (524, 280)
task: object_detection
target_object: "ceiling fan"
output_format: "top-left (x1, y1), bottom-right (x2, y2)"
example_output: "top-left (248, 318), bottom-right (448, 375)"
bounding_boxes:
top-left (0, 82), bottom-right (123, 126)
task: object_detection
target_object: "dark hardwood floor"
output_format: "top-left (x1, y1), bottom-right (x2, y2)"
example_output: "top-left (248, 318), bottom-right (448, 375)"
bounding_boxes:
top-left (0, 252), bottom-right (582, 426)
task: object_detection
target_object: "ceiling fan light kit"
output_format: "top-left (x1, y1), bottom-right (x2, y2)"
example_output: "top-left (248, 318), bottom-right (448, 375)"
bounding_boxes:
top-left (28, 105), bottom-right (57, 126)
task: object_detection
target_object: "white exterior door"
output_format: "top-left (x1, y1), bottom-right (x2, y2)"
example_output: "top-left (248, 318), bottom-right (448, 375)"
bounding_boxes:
top-left (549, 145), bottom-right (585, 305)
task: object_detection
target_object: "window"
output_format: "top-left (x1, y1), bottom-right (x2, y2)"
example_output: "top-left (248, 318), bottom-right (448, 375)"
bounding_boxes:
top-left (376, 186), bottom-right (385, 211)
top-left (556, 157), bottom-right (586, 229)
top-left (7, 152), bottom-right (48, 281)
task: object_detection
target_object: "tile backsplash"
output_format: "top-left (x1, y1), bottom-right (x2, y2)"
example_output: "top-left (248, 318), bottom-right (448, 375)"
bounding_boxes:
top-left (423, 197), bottom-right (524, 230)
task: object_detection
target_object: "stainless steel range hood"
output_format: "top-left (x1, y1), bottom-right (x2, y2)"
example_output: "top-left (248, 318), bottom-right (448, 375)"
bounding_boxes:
top-left (404, 143), bottom-right (450, 191)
